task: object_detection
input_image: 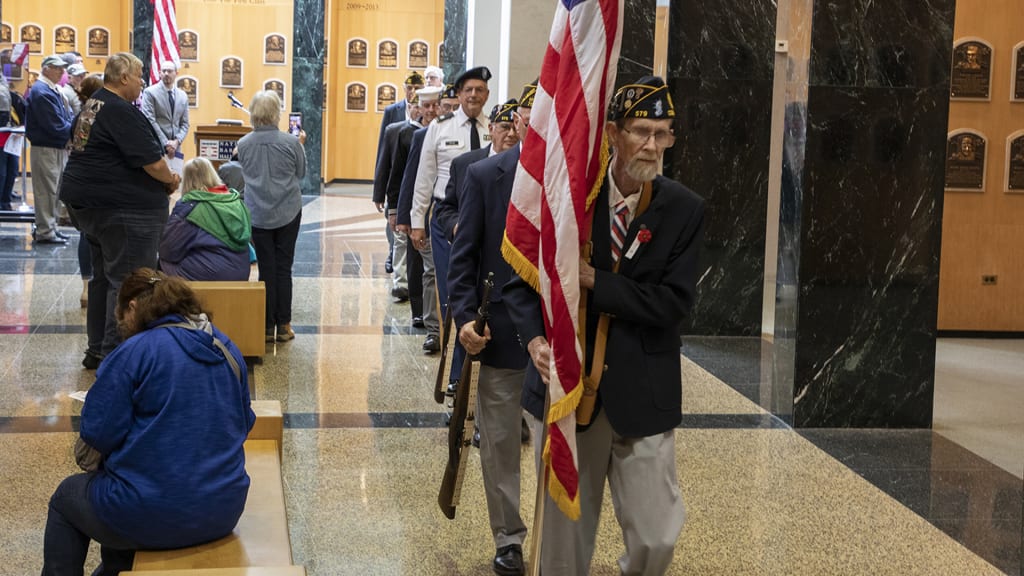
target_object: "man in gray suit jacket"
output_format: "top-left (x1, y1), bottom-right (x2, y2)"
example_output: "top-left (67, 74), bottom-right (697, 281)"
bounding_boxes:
top-left (141, 60), bottom-right (190, 173)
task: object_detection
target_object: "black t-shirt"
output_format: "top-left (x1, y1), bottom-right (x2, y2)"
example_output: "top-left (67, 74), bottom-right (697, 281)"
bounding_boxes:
top-left (60, 87), bottom-right (167, 210)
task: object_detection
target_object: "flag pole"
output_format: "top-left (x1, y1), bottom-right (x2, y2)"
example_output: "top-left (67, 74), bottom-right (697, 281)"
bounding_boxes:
top-left (653, 0), bottom-right (670, 78)
top-left (527, 388), bottom-right (551, 576)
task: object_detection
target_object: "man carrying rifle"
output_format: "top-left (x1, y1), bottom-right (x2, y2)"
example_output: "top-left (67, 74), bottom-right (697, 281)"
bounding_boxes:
top-left (447, 90), bottom-right (532, 576)
top-left (505, 76), bottom-right (705, 575)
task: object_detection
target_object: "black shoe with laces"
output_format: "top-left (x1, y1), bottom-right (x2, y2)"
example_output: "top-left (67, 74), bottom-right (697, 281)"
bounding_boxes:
top-left (422, 334), bottom-right (440, 353)
top-left (492, 544), bottom-right (524, 576)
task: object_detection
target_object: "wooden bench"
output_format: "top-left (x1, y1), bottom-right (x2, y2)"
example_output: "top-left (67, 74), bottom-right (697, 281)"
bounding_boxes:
top-left (130, 400), bottom-right (298, 571)
top-left (189, 281), bottom-right (266, 358)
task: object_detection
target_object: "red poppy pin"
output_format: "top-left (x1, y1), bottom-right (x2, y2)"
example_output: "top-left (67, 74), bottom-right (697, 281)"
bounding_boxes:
top-left (637, 225), bottom-right (652, 244)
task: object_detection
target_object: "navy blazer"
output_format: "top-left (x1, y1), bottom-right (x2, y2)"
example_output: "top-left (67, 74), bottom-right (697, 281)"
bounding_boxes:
top-left (376, 99), bottom-right (407, 159)
top-left (448, 146), bottom-right (528, 371)
top-left (504, 174), bottom-right (705, 437)
top-left (396, 127), bottom-right (427, 228)
top-left (434, 145), bottom-right (491, 242)
top-left (373, 119), bottom-right (406, 204)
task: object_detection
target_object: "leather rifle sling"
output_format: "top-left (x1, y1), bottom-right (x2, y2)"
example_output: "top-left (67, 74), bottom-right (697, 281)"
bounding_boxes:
top-left (577, 180), bottom-right (652, 425)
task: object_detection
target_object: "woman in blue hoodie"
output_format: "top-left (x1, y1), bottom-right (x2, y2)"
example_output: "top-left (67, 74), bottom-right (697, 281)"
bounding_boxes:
top-left (160, 157), bottom-right (252, 281)
top-left (41, 268), bottom-right (256, 575)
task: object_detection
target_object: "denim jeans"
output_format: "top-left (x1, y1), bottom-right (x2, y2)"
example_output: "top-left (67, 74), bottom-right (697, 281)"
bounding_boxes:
top-left (251, 211), bottom-right (301, 328)
top-left (41, 473), bottom-right (139, 576)
top-left (67, 205), bottom-right (168, 356)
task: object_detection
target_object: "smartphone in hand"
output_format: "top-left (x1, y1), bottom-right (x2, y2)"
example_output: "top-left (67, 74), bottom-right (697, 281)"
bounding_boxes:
top-left (288, 112), bottom-right (302, 136)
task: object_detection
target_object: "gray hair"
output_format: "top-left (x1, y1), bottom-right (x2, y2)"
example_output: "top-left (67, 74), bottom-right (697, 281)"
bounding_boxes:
top-left (181, 157), bottom-right (223, 193)
top-left (249, 90), bottom-right (281, 128)
top-left (103, 52), bottom-right (142, 87)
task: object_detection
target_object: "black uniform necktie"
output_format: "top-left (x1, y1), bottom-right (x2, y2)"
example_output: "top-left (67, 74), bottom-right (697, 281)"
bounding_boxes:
top-left (167, 90), bottom-right (175, 115)
top-left (469, 117), bottom-right (480, 150)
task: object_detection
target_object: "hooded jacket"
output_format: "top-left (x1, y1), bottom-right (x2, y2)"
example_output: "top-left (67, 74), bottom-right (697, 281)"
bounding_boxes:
top-left (160, 186), bottom-right (252, 281)
top-left (80, 314), bottom-right (256, 549)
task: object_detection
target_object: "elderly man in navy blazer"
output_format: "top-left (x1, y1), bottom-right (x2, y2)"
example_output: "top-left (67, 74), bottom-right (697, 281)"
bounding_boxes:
top-left (505, 76), bottom-right (706, 575)
top-left (140, 60), bottom-right (190, 174)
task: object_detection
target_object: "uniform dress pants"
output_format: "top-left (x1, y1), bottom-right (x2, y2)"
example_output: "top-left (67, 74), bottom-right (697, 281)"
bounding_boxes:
top-left (430, 207), bottom-right (465, 379)
top-left (251, 211), bottom-right (302, 330)
top-left (476, 365), bottom-right (528, 549)
top-left (406, 236), bottom-right (424, 320)
top-left (530, 408), bottom-right (686, 575)
top-left (30, 146), bottom-right (67, 240)
top-left (417, 228), bottom-right (440, 336)
top-left (69, 205), bottom-right (167, 357)
top-left (41, 473), bottom-right (140, 576)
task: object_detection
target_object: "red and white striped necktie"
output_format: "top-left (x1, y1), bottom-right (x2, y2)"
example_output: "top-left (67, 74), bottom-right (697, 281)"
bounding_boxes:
top-left (611, 200), bottom-right (629, 263)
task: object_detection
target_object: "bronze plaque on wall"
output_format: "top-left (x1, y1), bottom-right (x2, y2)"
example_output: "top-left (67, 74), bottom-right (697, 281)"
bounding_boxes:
top-left (377, 84), bottom-right (396, 112)
top-left (346, 83), bottom-right (367, 112)
top-left (1013, 44), bottom-right (1024, 102)
top-left (950, 40), bottom-right (992, 100)
top-left (54, 26), bottom-right (76, 54)
top-left (347, 38), bottom-right (367, 68)
top-left (220, 57), bottom-right (243, 88)
top-left (265, 79), bottom-right (286, 108)
top-left (1008, 133), bottom-right (1024, 191)
top-left (179, 30), bottom-right (198, 62)
top-left (378, 40), bottom-right (398, 69)
top-left (87, 27), bottom-right (109, 57)
top-left (265, 34), bottom-right (286, 65)
top-left (1, 24), bottom-right (12, 45)
top-left (409, 41), bottom-right (428, 69)
top-left (177, 76), bottom-right (198, 108)
top-left (21, 25), bottom-right (42, 54)
top-left (945, 131), bottom-right (987, 191)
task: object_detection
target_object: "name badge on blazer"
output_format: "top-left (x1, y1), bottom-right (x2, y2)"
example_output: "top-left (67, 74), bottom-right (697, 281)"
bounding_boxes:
top-left (441, 139), bottom-right (464, 149)
top-left (482, 133), bottom-right (492, 141)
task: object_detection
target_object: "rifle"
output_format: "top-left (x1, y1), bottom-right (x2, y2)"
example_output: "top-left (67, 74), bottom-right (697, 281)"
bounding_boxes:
top-left (433, 303), bottom-right (455, 404)
top-left (438, 272), bottom-right (494, 519)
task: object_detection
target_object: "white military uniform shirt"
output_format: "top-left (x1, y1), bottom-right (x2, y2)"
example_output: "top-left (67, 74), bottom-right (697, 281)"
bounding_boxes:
top-left (410, 105), bottom-right (490, 229)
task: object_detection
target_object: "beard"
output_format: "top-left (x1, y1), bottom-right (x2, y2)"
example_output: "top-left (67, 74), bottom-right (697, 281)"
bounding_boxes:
top-left (624, 155), bottom-right (659, 182)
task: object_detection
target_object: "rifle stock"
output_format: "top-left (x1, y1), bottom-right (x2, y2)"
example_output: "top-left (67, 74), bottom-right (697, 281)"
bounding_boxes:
top-left (438, 272), bottom-right (495, 519)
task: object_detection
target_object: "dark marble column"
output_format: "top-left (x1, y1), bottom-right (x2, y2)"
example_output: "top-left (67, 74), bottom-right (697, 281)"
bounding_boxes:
top-left (442, 0), bottom-right (467, 81)
top-left (664, 1), bottom-right (776, 337)
top-left (768, 0), bottom-right (954, 427)
top-left (133, 0), bottom-right (153, 77)
top-left (617, 1), bottom-right (655, 84)
top-left (293, 0), bottom-right (325, 195)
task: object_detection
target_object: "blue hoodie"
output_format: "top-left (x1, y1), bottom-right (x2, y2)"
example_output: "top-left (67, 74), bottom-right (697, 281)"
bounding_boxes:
top-left (80, 314), bottom-right (256, 549)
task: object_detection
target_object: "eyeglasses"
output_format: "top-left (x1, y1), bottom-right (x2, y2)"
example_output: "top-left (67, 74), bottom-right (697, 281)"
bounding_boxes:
top-left (621, 127), bottom-right (676, 147)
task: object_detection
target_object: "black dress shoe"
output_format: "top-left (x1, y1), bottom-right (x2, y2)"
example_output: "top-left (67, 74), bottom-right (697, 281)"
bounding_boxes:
top-left (55, 230), bottom-right (70, 240)
top-left (493, 544), bottom-right (524, 576)
top-left (35, 235), bottom-right (67, 245)
top-left (82, 351), bottom-right (104, 370)
top-left (446, 380), bottom-right (458, 397)
top-left (384, 259), bottom-right (394, 274)
top-left (391, 287), bottom-right (409, 302)
top-left (521, 417), bottom-right (531, 444)
top-left (422, 334), bottom-right (440, 353)
top-left (472, 426), bottom-right (481, 448)
top-left (412, 316), bottom-right (425, 329)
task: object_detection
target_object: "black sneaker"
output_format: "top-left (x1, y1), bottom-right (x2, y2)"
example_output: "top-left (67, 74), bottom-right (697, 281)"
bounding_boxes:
top-left (82, 351), bottom-right (104, 370)
top-left (412, 316), bottom-right (425, 329)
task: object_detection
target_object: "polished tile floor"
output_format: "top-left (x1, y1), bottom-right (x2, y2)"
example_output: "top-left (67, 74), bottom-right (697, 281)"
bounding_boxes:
top-left (0, 186), bottom-right (1021, 575)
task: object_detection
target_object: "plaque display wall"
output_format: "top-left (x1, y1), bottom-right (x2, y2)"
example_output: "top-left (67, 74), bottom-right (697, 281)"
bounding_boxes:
top-left (20, 24), bottom-right (42, 54)
top-left (944, 130), bottom-right (987, 191)
top-left (177, 76), bottom-right (198, 108)
top-left (87, 27), bottom-right (109, 57)
top-left (1012, 41), bottom-right (1024, 102)
top-left (345, 82), bottom-right (367, 112)
top-left (264, 33), bottom-right (286, 65)
top-left (54, 25), bottom-right (75, 54)
top-left (408, 40), bottom-right (428, 69)
top-left (220, 56), bottom-right (243, 88)
top-left (376, 83), bottom-right (397, 112)
top-left (1007, 131), bottom-right (1024, 192)
top-left (179, 30), bottom-right (198, 62)
top-left (1, 48), bottom-right (23, 80)
top-left (950, 38), bottom-right (993, 100)
top-left (347, 38), bottom-right (367, 68)
top-left (1, 23), bottom-right (11, 45)
top-left (264, 79), bottom-right (286, 109)
top-left (377, 39), bottom-right (398, 69)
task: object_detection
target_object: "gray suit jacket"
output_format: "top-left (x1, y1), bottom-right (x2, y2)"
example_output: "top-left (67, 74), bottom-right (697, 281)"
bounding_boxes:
top-left (140, 84), bottom-right (190, 152)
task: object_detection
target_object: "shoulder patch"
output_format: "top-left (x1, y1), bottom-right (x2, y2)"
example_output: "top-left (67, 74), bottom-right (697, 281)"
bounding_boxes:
top-left (437, 112), bottom-right (454, 123)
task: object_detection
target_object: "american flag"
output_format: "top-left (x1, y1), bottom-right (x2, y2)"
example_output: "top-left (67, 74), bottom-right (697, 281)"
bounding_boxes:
top-left (150, 0), bottom-right (181, 84)
top-left (501, 0), bottom-right (623, 520)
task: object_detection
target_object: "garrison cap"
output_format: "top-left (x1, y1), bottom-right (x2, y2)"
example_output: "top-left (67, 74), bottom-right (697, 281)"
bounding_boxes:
top-left (404, 71), bottom-right (425, 86)
top-left (608, 75), bottom-right (675, 121)
top-left (489, 98), bottom-right (518, 123)
top-left (518, 78), bottom-right (538, 109)
top-left (453, 66), bottom-right (492, 90)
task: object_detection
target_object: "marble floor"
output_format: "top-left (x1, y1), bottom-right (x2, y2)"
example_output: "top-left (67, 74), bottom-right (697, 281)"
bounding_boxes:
top-left (0, 186), bottom-right (1020, 575)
